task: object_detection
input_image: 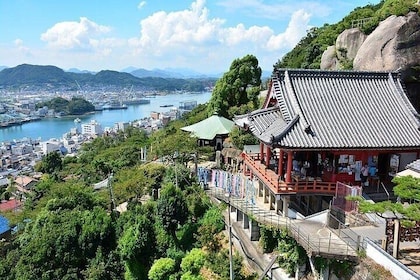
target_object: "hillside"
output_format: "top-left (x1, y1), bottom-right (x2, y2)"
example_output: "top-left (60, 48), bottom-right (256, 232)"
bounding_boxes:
top-left (275, 0), bottom-right (420, 110)
top-left (0, 64), bottom-right (217, 92)
top-left (275, 0), bottom-right (418, 70)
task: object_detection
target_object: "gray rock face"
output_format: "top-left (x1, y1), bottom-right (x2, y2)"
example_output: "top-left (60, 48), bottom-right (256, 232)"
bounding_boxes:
top-left (320, 28), bottom-right (367, 70)
top-left (320, 46), bottom-right (339, 70)
top-left (353, 12), bottom-right (420, 71)
top-left (336, 28), bottom-right (367, 61)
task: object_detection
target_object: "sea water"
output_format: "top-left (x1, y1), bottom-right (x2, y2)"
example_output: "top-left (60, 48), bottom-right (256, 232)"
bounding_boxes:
top-left (0, 92), bottom-right (212, 143)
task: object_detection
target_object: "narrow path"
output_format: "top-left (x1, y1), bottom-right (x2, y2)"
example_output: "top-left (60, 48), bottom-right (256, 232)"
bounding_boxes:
top-left (208, 186), bottom-right (359, 261)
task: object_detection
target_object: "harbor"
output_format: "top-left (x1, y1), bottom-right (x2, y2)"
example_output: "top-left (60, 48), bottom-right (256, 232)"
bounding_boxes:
top-left (0, 91), bottom-right (211, 143)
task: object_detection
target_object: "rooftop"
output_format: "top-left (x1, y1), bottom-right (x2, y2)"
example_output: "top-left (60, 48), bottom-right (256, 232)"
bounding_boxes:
top-left (238, 69), bottom-right (420, 149)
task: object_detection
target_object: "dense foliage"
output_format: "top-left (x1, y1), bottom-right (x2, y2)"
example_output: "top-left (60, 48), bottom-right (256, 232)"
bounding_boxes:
top-left (275, 0), bottom-right (418, 70)
top-left (0, 101), bottom-right (257, 279)
top-left (36, 96), bottom-right (95, 115)
top-left (229, 126), bottom-right (259, 150)
top-left (207, 54), bottom-right (262, 118)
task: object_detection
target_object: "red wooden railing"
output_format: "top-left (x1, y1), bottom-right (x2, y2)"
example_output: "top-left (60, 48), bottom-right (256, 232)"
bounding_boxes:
top-left (242, 153), bottom-right (336, 195)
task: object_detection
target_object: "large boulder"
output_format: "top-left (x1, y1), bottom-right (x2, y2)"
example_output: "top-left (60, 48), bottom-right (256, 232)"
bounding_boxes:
top-left (320, 28), bottom-right (366, 70)
top-left (353, 12), bottom-right (420, 71)
top-left (320, 46), bottom-right (339, 70)
top-left (336, 28), bottom-right (367, 61)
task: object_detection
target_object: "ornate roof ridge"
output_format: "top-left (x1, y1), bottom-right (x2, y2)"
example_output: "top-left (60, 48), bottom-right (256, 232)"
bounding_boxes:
top-left (274, 68), bottom-right (400, 80)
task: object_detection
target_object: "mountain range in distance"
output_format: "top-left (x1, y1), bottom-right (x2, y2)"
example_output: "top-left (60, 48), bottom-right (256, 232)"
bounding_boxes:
top-left (0, 64), bottom-right (220, 92)
top-left (0, 65), bottom-right (271, 80)
top-left (0, 64), bottom-right (272, 93)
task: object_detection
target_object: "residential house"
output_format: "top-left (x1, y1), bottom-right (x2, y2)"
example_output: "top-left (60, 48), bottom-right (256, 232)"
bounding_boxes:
top-left (14, 175), bottom-right (37, 195)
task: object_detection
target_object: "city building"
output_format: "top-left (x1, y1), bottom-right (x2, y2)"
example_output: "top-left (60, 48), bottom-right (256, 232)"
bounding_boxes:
top-left (81, 120), bottom-right (103, 136)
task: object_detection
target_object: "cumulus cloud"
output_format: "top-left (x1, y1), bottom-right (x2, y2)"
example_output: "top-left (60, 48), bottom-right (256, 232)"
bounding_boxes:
top-left (129, 0), bottom-right (311, 68)
top-left (41, 17), bottom-right (112, 50)
top-left (26, 0), bottom-right (313, 73)
top-left (131, 0), bottom-right (224, 54)
top-left (138, 1), bottom-right (146, 9)
top-left (266, 9), bottom-right (311, 51)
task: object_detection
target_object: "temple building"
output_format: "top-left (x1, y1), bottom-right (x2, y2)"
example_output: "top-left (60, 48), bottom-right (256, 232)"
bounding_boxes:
top-left (181, 113), bottom-right (234, 151)
top-left (234, 69), bottom-right (420, 217)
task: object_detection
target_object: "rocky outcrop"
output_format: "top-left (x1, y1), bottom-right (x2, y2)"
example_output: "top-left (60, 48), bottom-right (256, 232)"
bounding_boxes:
top-left (320, 46), bottom-right (339, 70)
top-left (321, 12), bottom-right (420, 72)
top-left (354, 12), bottom-right (420, 71)
top-left (336, 28), bottom-right (367, 61)
top-left (320, 28), bottom-right (367, 70)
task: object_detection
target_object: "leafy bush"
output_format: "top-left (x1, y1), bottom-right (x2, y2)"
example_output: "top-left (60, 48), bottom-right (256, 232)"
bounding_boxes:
top-left (277, 229), bottom-right (307, 275)
top-left (148, 258), bottom-right (177, 280)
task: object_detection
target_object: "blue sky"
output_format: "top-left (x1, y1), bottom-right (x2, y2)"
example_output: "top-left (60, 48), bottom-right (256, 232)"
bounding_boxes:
top-left (0, 0), bottom-right (377, 74)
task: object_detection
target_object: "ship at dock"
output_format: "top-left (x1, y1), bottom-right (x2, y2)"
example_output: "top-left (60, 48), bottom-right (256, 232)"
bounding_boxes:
top-left (122, 98), bottom-right (151, 105)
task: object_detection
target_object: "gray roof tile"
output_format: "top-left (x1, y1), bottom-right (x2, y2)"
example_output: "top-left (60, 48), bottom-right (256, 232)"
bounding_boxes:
top-left (243, 69), bottom-right (420, 149)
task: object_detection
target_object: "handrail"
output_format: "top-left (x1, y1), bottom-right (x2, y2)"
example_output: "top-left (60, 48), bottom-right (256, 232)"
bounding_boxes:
top-left (243, 153), bottom-right (336, 195)
top-left (209, 187), bottom-right (358, 260)
top-left (381, 182), bottom-right (390, 200)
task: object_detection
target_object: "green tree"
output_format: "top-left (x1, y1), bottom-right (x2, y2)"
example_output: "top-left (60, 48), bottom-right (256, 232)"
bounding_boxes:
top-left (353, 175), bottom-right (420, 257)
top-left (229, 126), bottom-right (259, 150)
top-left (355, 176), bottom-right (420, 221)
top-left (113, 166), bottom-right (153, 203)
top-left (150, 125), bottom-right (198, 165)
top-left (118, 211), bottom-right (156, 279)
top-left (163, 163), bottom-right (192, 190)
top-left (195, 206), bottom-right (225, 252)
top-left (148, 258), bottom-right (176, 280)
top-left (35, 151), bottom-right (63, 174)
top-left (277, 229), bottom-right (307, 275)
top-left (180, 248), bottom-right (206, 275)
top-left (68, 97), bottom-right (95, 115)
top-left (157, 183), bottom-right (188, 242)
top-left (13, 204), bottom-right (116, 279)
top-left (207, 54), bottom-right (262, 118)
top-left (140, 163), bottom-right (166, 193)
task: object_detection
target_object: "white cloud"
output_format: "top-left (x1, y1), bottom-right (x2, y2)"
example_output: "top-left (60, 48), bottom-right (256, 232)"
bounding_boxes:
top-left (41, 17), bottom-right (112, 50)
top-left (132, 0), bottom-right (224, 54)
top-left (12, 0), bottom-right (312, 73)
top-left (266, 9), bottom-right (311, 51)
top-left (138, 1), bottom-right (146, 10)
top-left (221, 24), bottom-right (273, 46)
top-left (127, 0), bottom-right (311, 72)
top-left (14, 39), bottom-right (31, 56)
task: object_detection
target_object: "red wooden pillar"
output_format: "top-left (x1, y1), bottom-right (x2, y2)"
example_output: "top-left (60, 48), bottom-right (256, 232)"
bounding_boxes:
top-left (278, 149), bottom-right (284, 177)
top-left (266, 145), bottom-right (271, 167)
top-left (260, 142), bottom-right (264, 162)
top-left (286, 150), bottom-right (293, 183)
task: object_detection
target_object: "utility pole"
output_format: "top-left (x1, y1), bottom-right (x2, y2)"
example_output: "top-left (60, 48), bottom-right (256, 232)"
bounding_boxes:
top-left (227, 192), bottom-right (234, 280)
top-left (108, 173), bottom-right (116, 211)
top-left (174, 151), bottom-right (179, 189)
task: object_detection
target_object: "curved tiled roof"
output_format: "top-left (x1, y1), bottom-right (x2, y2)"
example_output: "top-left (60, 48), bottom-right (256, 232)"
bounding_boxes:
top-left (246, 69), bottom-right (420, 149)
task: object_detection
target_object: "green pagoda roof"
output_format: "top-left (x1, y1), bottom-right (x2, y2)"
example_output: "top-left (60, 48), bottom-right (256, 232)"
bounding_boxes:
top-left (181, 114), bottom-right (234, 140)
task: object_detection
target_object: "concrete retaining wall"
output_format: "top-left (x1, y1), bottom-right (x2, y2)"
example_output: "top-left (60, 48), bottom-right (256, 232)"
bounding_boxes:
top-left (365, 238), bottom-right (420, 280)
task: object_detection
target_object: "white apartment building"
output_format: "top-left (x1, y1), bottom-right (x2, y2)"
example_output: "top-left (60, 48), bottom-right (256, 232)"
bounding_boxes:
top-left (81, 120), bottom-right (103, 136)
